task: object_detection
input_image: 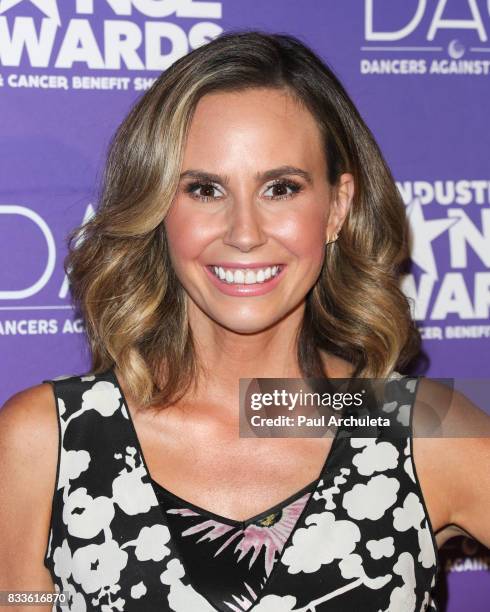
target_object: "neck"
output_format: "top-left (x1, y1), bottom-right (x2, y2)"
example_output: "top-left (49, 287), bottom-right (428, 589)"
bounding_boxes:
top-left (186, 300), bottom-right (307, 409)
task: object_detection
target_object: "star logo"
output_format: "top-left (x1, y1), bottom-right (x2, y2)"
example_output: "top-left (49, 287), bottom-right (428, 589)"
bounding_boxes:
top-left (406, 198), bottom-right (459, 279)
top-left (0, 0), bottom-right (60, 26)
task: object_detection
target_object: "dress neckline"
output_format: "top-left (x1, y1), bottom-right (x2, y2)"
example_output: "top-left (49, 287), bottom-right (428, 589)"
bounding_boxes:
top-left (150, 473), bottom-right (317, 528)
top-left (110, 364), bottom-right (344, 610)
top-left (110, 365), bottom-right (342, 523)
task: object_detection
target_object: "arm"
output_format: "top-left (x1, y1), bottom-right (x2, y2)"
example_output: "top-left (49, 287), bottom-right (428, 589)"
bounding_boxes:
top-left (0, 383), bottom-right (59, 608)
top-left (413, 377), bottom-right (490, 548)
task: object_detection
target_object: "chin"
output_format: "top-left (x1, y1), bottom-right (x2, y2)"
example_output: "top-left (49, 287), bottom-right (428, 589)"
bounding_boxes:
top-left (212, 313), bottom-right (283, 335)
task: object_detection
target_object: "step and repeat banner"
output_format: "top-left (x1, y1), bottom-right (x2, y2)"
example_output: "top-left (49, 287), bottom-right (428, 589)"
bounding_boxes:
top-left (0, 1), bottom-right (489, 609)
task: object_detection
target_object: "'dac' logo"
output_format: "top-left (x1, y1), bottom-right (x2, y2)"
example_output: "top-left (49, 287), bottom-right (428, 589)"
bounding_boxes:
top-left (365, 0), bottom-right (490, 42)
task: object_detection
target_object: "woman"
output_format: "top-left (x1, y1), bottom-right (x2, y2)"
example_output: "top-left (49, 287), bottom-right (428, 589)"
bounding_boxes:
top-left (1, 30), bottom-right (489, 612)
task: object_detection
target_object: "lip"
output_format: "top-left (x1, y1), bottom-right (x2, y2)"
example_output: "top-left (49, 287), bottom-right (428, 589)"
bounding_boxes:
top-left (208, 262), bottom-right (284, 269)
top-left (204, 264), bottom-right (286, 297)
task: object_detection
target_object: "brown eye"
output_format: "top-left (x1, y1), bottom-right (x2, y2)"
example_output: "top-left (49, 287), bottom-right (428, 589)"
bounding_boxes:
top-left (185, 181), bottom-right (222, 202)
top-left (263, 179), bottom-right (303, 200)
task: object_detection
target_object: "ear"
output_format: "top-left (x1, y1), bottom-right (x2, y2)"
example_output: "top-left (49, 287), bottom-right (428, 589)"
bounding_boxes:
top-left (326, 173), bottom-right (354, 240)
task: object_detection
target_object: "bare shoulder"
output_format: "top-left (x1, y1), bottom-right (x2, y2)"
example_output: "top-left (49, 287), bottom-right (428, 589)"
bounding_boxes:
top-left (0, 382), bottom-right (59, 464)
top-left (1, 381), bottom-right (57, 424)
top-left (0, 382), bottom-right (58, 590)
top-left (411, 377), bottom-right (490, 548)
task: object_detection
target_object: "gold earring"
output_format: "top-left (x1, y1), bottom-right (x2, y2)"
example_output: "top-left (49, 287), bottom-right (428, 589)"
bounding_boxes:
top-left (325, 231), bottom-right (339, 245)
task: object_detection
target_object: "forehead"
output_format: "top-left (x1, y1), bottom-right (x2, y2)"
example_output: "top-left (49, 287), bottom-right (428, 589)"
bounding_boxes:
top-left (182, 87), bottom-right (325, 171)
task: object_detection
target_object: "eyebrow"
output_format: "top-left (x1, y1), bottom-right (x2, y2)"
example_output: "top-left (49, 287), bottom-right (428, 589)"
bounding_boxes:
top-left (179, 165), bottom-right (313, 185)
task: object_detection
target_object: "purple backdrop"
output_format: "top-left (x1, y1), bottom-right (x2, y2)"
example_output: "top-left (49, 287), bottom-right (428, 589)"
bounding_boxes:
top-left (1, 1), bottom-right (489, 608)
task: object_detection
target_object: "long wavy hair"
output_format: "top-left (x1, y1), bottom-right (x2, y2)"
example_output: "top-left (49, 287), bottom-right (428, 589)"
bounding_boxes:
top-left (65, 30), bottom-right (420, 409)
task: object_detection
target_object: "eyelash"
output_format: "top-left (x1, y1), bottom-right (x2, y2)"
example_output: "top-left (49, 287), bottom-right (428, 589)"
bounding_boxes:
top-left (184, 179), bottom-right (303, 202)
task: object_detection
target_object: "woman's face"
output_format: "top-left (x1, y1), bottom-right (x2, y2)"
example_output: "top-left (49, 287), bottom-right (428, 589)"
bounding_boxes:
top-left (164, 87), bottom-right (353, 334)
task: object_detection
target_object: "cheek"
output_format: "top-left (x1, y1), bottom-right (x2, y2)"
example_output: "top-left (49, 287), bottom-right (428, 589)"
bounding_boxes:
top-left (164, 201), bottom-right (214, 264)
top-left (275, 207), bottom-right (327, 261)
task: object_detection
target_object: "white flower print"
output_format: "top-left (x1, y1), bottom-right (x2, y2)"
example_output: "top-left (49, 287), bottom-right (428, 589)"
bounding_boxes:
top-left (72, 538), bottom-right (128, 594)
top-left (60, 380), bottom-right (123, 433)
top-left (58, 397), bottom-right (66, 416)
top-left (160, 557), bottom-right (184, 584)
top-left (342, 474), bottom-right (400, 520)
top-left (393, 492), bottom-right (436, 570)
top-left (257, 552), bottom-right (392, 612)
top-left (52, 539), bottom-right (73, 580)
top-left (92, 584), bottom-right (126, 611)
top-left (81, 381), bottom-right (122, 417)
top-left (63, 579), bottom-right (87, 611)
top-left (393, 492), bottom-right (425, 532)
top-left (381, 551), bottom-right (417, 612)
top-left (417, 525), bottom-right (437, 569)
top-left (250, 594), bottom-right (298, 611)
top-left (350, 437), bottom-right (376, 448)
top-left (58, 449), bottom-right (91, 489)
top-left (382, 400), bottom-right (398, 414)
top-left (338, 552), bottom-right (392, 589)
top-left (130, 581), bottom-right (147, 599)
top-left (366, 536), bottom-right (395, 560)
top-left (281, 511), bottom-right (360, 574)
top-left (312, 468), bottom-right (349, 510)
top-left (63, 487), bottom-right (115, 539)
top-left (404, 456), bottom-right (416, 483)
top-left (112, 463), bottom-right (158, 515)
top-left (160, 558), bottom-right (217, 612)
top-left (122, 524), bottom-right (172, 562)
top-left (352, 441), bottom-right (399, 476)
top-left (406, 379), bottom-right (417, 393)
top-left (388, 371), bottom-right (404, 381)
top-left (397, 404), bottom-right (411, 427)
top-left (401, 447), bottom-right (419, 508)
top-left (46, 527), bottom-right (53, 560)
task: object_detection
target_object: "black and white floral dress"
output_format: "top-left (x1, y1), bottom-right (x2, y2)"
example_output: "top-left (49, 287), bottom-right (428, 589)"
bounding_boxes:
top-left (42, 368), bottom-right (440, 611)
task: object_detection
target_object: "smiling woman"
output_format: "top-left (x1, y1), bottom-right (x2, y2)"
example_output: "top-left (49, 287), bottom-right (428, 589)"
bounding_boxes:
top-left (66, 31), bottom-right (418, 409)
top-left (164, 87), bottom-right (351, 329)
top-left (1, 29), bottom-right (489, 612)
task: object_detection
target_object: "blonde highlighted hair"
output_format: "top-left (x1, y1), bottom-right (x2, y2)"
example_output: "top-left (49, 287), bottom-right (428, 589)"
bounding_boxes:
top-left (65, 30), bottom-right (420, 408)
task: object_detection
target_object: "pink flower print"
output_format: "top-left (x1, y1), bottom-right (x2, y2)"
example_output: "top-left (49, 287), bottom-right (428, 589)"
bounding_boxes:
top-left (168, 491), bottom-right (312, 577)
top-left (228, 492), bottom-right (311, 576)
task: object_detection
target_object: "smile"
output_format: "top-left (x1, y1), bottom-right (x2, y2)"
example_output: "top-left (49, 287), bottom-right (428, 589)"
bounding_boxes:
top-left (204, 263), bottom-right (286, 297)
top-left (210, 265), bottom-right (283, 285)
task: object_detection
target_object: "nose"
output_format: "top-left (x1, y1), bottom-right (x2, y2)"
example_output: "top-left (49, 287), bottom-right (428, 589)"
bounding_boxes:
top-left (222, 196), bottom-right (267, 252)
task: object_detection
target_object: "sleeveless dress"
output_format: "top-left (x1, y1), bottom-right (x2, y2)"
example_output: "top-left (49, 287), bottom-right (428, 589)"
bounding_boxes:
top-left (42, 368), bottom-right (440, 611)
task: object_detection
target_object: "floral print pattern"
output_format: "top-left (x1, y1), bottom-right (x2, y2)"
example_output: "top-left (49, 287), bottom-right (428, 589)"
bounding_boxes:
top-left (43, 369), bottom-right (439, 611)
top-left (151, 476), bottom-right (314, 610)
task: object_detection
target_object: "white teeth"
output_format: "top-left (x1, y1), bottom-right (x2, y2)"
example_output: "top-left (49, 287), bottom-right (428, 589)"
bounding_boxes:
top-left (245, 270), bottom-right (256, 284)
top-left (210, 265), bottom-right (282, 284)
top-left (234, 269), bottom-right (245, 284)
